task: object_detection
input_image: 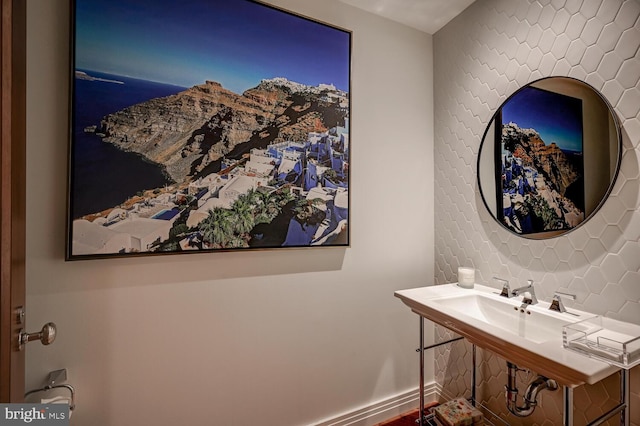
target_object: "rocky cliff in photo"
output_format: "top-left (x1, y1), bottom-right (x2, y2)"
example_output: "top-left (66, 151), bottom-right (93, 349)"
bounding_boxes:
top-left (502, 122), bottom-right (580, 196)
top-left (87, 78), bottom-right (348, 184)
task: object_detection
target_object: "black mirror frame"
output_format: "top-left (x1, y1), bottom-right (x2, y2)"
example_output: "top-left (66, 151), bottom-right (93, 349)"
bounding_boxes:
top-left (477, 76), bottom-right (622, 240)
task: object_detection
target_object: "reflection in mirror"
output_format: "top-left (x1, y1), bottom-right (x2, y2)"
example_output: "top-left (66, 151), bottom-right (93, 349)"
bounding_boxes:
top-left (478, 77), bottom-right (621, 239)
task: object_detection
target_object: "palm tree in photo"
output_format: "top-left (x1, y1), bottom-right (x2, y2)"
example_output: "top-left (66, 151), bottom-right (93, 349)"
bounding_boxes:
top-left (226, 234), bottom-right (247, 249)
top-left (232, 194), bottom-right (255, 235)
top-left (244, 188), bottom-right (262, 206)
top-left (200, 208), bottom-right (232, 247)
top-left (274, 185), bottom-right (297, 208)
top-left (293, 197), bottom-right (325, 225)
top-left (253, 189), bottom-right (280, 224)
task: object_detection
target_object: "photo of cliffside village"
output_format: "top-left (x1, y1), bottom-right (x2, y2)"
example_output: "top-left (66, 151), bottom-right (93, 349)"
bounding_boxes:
top-left (71, 76), bottom-right (349, 256)
top-left (499, 122), bottom-right (584, 236)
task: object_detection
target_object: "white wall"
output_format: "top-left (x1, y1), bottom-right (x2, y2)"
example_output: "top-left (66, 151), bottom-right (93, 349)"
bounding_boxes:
top-left (433, 0), bottom-right (639, 424)
top-left (25, 1), bottom-right (434, 425)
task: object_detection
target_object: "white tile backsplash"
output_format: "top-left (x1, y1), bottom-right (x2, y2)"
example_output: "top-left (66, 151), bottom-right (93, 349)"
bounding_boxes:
top-left (434, 0), bottom-right (639, 423)
top-left (435, 0), bottom-right (639, 323)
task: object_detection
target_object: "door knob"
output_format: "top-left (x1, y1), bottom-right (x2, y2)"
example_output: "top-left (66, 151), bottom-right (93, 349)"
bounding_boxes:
top-left (18, 322), bottom-right (57, 350)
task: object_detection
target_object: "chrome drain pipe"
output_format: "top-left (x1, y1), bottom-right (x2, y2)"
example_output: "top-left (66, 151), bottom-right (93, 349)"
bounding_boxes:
top-left (505, 361), bottom-right (558, 417)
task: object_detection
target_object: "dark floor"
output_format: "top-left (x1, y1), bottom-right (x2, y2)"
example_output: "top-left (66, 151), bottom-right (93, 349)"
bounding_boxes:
top-left (376, 403), bottom-right (440, 426)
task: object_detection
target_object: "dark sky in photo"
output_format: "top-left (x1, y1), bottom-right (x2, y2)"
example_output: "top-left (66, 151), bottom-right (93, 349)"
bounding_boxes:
top-left (502, 86), bottom-right (583, 152)
top-left (75, 0), bottom-right (351, 93)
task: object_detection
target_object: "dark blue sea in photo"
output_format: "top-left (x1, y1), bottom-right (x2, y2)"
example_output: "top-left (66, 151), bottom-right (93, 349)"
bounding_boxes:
top-left (71, 70), bottom-right (186, 219)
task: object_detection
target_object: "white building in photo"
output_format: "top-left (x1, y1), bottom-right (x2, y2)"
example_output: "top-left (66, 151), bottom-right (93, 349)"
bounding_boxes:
top-left (72, 219), bottom-right (132, 255)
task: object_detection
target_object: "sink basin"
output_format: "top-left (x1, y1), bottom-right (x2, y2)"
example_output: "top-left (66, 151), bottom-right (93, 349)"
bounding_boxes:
top-left (430, 293), bottom-right (572, 344)
top-left (395, 283), bottom-right (619, 387)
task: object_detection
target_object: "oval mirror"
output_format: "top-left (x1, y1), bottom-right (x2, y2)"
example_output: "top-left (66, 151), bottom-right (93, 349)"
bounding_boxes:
top-left (478, 77), bottom-right (621, 239)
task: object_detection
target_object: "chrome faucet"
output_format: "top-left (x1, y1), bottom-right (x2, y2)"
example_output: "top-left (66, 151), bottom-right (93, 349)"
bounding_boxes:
top-left (511, 280), bottom-right (538, 305)
top-left (549, 291), bottom-right (576, 313)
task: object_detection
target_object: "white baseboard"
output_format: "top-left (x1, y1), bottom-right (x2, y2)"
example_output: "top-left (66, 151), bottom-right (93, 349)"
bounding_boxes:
top-left (313, 382), bottom-right (441, 426)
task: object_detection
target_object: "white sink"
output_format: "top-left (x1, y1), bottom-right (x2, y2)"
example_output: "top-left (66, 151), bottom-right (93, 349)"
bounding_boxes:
top-left (395, 283), bottom-right (619, 387)
top-left (430, 292), bottom-right (573, 344)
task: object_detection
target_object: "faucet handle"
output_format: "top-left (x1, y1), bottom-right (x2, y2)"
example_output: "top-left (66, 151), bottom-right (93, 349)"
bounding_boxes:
top-left (553, 291), bottom-right (576, 300)
top-left (550, 291), bottom-right (576, 312)
top-left (494, 277), bottom-right (512, 298)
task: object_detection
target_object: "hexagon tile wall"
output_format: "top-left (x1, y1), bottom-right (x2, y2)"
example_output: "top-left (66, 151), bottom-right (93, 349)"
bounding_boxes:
top-left (433, 0), bottom-right (639, 424)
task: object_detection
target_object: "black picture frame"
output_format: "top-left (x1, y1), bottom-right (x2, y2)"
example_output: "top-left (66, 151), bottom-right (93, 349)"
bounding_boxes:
top-left (67, 0), bottom-right (351, 260)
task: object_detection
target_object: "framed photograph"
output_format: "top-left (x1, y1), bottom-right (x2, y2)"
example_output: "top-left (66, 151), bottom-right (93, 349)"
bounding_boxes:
top-left (495, 86), bottom-right (584, 236)
top-left (67, 0), bottom-right (351, 259)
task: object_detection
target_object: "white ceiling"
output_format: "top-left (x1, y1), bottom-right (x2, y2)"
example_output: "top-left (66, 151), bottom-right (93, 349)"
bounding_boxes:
top-left (338, 0), bottom-right (477, 34)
